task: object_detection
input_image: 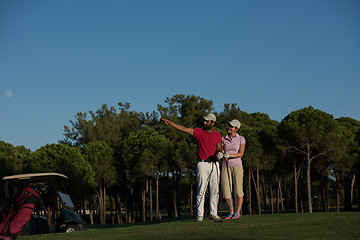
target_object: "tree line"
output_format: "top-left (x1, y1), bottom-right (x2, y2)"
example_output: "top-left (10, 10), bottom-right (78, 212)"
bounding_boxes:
top-left (1, 94), bottom-right (359, 224)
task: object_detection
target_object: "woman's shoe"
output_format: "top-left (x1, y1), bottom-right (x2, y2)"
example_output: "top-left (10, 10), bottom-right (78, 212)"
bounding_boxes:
top-left (225, 212), bottom-right (234, 220)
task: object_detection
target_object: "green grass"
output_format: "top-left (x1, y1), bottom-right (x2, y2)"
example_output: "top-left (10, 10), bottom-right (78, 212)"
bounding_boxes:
top-left (18, 212), bottom-right (360, 240)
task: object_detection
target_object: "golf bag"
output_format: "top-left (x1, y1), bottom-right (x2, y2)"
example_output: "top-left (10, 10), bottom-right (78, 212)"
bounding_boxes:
top-left (0, 186), bottom-right (40, 240)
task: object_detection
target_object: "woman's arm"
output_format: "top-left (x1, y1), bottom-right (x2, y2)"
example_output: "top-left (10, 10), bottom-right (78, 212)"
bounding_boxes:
top-left (229, 143), bottom-right (245, 158)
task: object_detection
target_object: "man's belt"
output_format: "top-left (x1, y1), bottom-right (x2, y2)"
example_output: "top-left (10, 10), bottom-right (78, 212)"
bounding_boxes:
top-left (199, 159), bottom-right (216, 163)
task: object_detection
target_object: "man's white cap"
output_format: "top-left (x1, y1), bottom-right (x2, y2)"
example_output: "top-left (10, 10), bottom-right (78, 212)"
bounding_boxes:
top-left (204, 113), bottom-right (216, 122)
top-left (229, 119), bottom-right (241, 129)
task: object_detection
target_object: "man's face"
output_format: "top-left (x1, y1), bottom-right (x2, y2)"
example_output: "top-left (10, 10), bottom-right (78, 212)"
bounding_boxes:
top-left (203, 120), bottom-right (214, 130)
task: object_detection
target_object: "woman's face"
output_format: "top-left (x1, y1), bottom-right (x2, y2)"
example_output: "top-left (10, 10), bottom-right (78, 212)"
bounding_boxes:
top-left (227, 124), bottom-right (238, 134)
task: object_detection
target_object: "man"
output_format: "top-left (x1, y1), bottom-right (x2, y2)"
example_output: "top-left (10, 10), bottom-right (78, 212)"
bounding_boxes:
top-left (161, 113), bottom-right (222, 222)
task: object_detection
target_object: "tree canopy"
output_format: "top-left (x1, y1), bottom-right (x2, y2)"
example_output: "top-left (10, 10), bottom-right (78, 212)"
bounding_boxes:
top-left (1, 95), bottom-right (359, 221)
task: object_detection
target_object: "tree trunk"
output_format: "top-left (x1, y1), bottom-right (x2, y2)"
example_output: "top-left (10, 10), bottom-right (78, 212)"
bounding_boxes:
top-left (166, 172), bottom-right (173, 217)
top-left (336, 171), bottom-right (340, 213)
top-left (262, 179), bottom-right (267, 214)
top-left (277, 181), bottom-right (280, 214)
top-left (257, 169), bottom-right (261, 215)
top-left (270, 186), bottom-right (274, 214)
top-left (156, 174), bottom-right (161, 220)
top-left (89, 198), bottom-right (94, 225)
top-left (90, 208), bottom-right (94, 225)
top-left (344, 175), bottom-right (352, 211)
top-left (251, 169), bottom-right (261, 215)
top-left (279, 181), bottom-right (284, 211)
top-left (351, 173), bottom-right (355, 204)
top-left (294, 168), bottom-right (298, 213)
top-left (103, 185), bottom-right (107, 224)
top-left (130, 187), bottom-right (134, 223)
top-left (283, 183), bottom-right (289, 213)
top-left (277, 180), bottom-right (284, 214)
top-left (98, 181), bottom-right (107, 225)
top-left (98, 188), bottom-right (103, 224)
top-left (173, 171), bottom-right (178, 217)
top-left (142, 183), bottom-right (146, 222)
top-left (294, 162), bottom-right (299, 213)
top-left (125, 201), bottom-right (129, 224)
top-left (110, 195), bottom-right (114, 225)
top-left (82, 199), bottom-right (87, 222)
top-left (173, 188), bottom-right (178, 217)
top-left (306, 152), bottom-right (313, 213)
top-left (321, 185), bottom-right (328, 212)
top-left (149, 177), bottom-right (153, 221)
top-left (115, 194), bottom-right (123, 224)
top-left (248, 168), bottom-right (252, 215)
top-left (322, 184), bottom-right (329, 212)
top-left (357, 172), bottom-right (360, 210)
top-left (299, 181), bottom-right (304, 213)
top-left (312, 195), bottom-right (317, 212)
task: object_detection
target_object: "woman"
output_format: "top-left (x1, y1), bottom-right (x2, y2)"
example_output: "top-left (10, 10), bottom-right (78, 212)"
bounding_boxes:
top-left (221, 119), bottom-right (245, 219)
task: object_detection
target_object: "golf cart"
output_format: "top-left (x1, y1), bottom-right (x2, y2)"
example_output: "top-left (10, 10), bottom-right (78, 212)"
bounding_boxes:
top-left (2, 173), bottom-right (86, 236)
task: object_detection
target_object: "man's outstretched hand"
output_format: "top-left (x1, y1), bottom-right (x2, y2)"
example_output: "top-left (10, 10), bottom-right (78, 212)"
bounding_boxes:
top-left (161, 119), bottom-right (171, 126)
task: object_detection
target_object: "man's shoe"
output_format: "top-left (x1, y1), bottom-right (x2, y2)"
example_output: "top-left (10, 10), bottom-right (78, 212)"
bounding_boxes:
top-left (231, 212), bottom-right (241, 219)
top-left (197, 216), bottom-right (204, 222)
top-left (210, 215), bottom-right (221, 222)
top-left (225, 212), bottom-right (234, 220)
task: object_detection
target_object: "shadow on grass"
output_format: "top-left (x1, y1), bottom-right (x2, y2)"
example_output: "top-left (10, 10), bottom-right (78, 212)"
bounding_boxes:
top-left (87, 215), bottom-right (195, 230)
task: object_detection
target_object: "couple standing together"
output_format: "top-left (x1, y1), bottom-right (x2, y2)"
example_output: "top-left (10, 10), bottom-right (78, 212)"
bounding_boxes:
top-left (162, 113), bottom-right (245, 222)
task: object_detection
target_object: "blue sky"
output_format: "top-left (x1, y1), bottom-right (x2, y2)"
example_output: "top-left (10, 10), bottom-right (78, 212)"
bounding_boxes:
top-left (1, 0), bottom-right (359, 151)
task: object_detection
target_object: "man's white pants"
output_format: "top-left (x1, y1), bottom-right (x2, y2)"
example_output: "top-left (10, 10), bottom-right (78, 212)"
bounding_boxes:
top-left (196, 161), bottom-right (220, 217)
